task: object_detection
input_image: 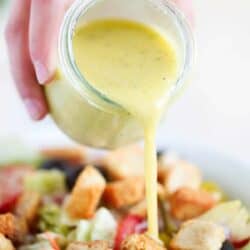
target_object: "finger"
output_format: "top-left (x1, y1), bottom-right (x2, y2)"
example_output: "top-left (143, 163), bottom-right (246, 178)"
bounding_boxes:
top-left (5, 0), bottom-right (48, 120)
top-left (172, 0), bottom-right (195, 27)
top-left (29, 0), bottom-right (69, 84)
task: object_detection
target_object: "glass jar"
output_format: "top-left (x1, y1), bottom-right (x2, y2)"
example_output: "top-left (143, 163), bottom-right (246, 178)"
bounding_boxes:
top-left (45, 0), bottom-right (194, 149)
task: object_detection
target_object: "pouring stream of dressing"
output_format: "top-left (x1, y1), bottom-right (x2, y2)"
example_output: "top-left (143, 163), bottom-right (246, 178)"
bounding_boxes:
top-left (73, 19), bottom-right (178, 239)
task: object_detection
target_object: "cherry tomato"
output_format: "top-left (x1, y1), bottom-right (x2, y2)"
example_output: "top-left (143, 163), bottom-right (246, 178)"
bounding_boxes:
top-left (0, 166), bottom-right (33, 213)
top-left (232, 238), bottom-right (250, 248)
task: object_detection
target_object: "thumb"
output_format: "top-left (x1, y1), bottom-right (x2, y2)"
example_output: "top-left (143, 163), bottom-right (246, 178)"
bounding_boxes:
top-left (29, 0), bottom-right (70, 84)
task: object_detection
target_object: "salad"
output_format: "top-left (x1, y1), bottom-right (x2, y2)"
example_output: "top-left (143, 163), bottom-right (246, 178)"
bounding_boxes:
top-left (0, 144), bottom-right (249, 250)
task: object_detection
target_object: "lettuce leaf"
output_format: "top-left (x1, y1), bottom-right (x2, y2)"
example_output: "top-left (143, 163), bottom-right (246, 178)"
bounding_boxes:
top-left (24, 170), bottom-right (66, 195)
top-left (76, 220), bottom-right (91, 241)
top-left (75, 207), bottom-right (117, 242)
top-left (38, 204), bottom-right (71, 236)
top-left (91, 207), bottom-right (117, 241)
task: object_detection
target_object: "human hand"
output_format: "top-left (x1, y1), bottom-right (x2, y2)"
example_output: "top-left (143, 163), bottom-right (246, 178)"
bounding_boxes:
top-left (5, 0), bottom-right (73, 120)
top-left (5, 0), bottom-right (193, 121)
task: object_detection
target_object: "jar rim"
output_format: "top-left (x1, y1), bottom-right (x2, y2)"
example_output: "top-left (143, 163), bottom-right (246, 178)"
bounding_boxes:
top-left (58, 0), bottom-right (194, 113)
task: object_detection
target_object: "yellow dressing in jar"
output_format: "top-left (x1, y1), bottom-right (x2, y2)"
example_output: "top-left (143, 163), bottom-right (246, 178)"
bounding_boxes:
top-left (73, 19), bottom-right (178, 239)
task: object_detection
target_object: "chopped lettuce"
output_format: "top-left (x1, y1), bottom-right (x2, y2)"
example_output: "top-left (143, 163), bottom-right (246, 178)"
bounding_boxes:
top-left (91, 207), bottom-right (117, 241)
top-left (24, 170), bottom-right (66, 195)
top-left (38, 204), bottom-right (71, 236)
top-left (75, 208), bottom-right (117, 242)
top-left (76, 220), bottom-right (91, 241)
top-left (159, 233), bottom-right (171, 248)
top-left (39, 206), bottom-right (117, 243)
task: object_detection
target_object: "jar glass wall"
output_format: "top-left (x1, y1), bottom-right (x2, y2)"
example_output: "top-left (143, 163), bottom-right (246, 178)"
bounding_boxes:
top-left (45, 0), bottom-right (194, 149)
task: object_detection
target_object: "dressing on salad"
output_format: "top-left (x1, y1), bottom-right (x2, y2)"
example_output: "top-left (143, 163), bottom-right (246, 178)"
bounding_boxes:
top-left (73, 19), bottom-right (178, 239)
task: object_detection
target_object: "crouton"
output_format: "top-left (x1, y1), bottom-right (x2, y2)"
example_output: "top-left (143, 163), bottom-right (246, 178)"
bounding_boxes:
top-left (103, 177), bottom-right (145, 209)
top-left (0, 234), bottom-right (15, 250)
top-left (102, 144), bottom-right (144, 180)
top-left (121, 234), bottom-right (166, 250)
top-left (158, 160), bottom-right (202, 196)
top-left (128, 184), bottom-right (165, 217)
top-left (169, 187), bottom-right (216, 221)
top-left (0, 213), bottom-right (28, 243)
top-left (41, 147), bottom-right (86, 164)
top-left (67, 240), bottom-right (112, 250)
top-left (170, 220), bottom-right (225, 250)
top-left (129, 200), bottom-right (147, 217)
top-left (66, 166), bottom-right (106, 219)
top-left (15, 191), bottom-right (41, 227)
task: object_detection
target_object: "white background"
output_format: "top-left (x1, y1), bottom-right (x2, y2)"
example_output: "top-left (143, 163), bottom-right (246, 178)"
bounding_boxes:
top-left (0, 0), bottom-right (250, 163)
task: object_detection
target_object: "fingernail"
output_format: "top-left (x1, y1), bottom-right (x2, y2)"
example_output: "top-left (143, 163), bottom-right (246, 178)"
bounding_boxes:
top-left (24, 98), bottom-right (45, 120)
top-left (34, 61), bottom-right (50, 84)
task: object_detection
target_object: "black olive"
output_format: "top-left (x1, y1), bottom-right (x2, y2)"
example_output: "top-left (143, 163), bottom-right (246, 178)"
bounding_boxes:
top-left (40, 159), bottom-right (68, 171)
top-left (94, 165), bottom-right (110, 181)
top-left (65, 165), bottom-right (84, 190)
top-left (221, 240), bottom-right (235, 250)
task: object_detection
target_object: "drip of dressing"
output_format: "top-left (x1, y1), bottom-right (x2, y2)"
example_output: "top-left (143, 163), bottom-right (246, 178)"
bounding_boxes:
top-left (73, 19), bottom-right (178, 239)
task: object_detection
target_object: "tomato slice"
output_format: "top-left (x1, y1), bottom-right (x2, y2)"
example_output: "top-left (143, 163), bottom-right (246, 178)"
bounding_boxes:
top-left (0, 191), bottom-right (20, 213)
top-left (232, 238), bottom-right (250, 248)
top-left (0, 166), bottom-right (33, 213)
top-left (114, 215), bottom-right (146, 250)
